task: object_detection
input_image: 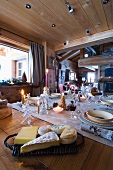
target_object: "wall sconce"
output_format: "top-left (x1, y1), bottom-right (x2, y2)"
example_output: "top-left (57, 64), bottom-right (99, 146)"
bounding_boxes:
top-left (102, 0), bottom-right (109, 4)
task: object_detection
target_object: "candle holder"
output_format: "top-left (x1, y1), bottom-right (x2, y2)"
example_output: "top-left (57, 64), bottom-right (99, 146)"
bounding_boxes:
top-left (20, 104), bottom-right (34, 126)
top-left (20, 93), bottom-right (34, 126)
top-left (53, 106), bottom-right (63, 113)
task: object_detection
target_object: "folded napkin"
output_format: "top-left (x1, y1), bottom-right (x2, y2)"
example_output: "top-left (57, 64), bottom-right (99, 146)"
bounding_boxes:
top-left (98, 105), bottom-right (113, 110)
top-left (81, 123), bottom-right (113, 141)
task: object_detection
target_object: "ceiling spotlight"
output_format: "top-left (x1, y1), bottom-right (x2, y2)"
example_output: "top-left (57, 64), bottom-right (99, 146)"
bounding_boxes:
top-left (25, 4), bottom-right (31, 9)
top-left (51, 24), bottom-right (56, 27)
top-left (86, 28), bottom-right (90, 35)
top-left (84, 53), bottom-right (89, 58)
top-left (102, 0), bottom-right (109, 4)
top-left (65, 2), bottom-right (74, 14)
top-left (64, 40), bottom-right (69, 45)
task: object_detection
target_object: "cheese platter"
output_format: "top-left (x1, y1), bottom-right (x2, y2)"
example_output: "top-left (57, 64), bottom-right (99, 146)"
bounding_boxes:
top-left (4, 125), bottom-right (84, 156)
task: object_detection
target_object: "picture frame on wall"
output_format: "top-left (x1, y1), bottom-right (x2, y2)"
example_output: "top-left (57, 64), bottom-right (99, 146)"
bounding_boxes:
top-left (48, 55), bottom-right (55, 69)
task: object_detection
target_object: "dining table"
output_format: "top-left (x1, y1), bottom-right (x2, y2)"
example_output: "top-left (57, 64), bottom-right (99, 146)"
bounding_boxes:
top-left (1, 95), bottom-right (113, 170)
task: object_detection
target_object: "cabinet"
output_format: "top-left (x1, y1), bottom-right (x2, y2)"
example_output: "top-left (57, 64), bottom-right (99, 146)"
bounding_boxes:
top-left (0, 84), bottom-right (32, 103)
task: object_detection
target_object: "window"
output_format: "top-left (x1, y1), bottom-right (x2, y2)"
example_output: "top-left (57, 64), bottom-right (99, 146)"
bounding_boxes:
top-left (0, 44), bottom-right (28, 82)
top-left (69, 72), bottom-right (76, 80)
top-left (87, 72), bottom-right (95, 83)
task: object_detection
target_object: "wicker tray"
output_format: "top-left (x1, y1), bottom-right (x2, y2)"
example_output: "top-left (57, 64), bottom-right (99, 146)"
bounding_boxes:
top-left (4, 133), bottom-right (84, 156)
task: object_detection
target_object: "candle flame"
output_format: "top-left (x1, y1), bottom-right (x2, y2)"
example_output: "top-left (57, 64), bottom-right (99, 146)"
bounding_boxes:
top-left (37, 100), bottom-right (40, 106)
top-left (21, 89), bottom-right (24, 95)
top-left (46, 69), bottom-right (49, 73)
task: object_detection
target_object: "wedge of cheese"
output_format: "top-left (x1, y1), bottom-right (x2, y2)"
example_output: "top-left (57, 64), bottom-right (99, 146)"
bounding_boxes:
top-left (14, 126), bottom-right (38, 145)
top-left (21, 132), bottom-right (60, 153)
top-left (60, 126), bottom-right (77, 144)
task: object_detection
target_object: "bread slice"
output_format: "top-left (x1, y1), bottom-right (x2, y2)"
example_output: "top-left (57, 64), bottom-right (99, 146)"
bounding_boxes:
top-left (21, 132), bottom-right (60, 153)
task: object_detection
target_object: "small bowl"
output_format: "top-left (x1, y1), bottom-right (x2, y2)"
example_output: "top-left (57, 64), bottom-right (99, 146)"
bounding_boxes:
top-left (86, 110), bottom-right (113, 123)
top-left (53, 107), bottom-right (63, 113)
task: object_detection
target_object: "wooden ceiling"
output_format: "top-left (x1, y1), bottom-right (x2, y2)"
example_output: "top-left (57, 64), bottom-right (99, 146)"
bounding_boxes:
top-left (0, 0), bottom-right (113, 65)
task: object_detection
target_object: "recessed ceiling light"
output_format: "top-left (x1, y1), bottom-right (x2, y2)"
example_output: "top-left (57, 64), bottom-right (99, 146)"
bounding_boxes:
top-left (102, 0), bottom-right (109, 4)
top-left (25, 4), bottom-right (31, 9)
top-left (51, 24), bottom-right (56, 27)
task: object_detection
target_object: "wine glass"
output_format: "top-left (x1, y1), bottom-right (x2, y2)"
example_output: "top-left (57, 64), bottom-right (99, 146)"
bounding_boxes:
top-left (69, 101), bottom-right (76, 119)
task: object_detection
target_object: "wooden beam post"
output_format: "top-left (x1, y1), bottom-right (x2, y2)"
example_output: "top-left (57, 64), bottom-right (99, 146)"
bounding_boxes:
top-left (55, 29), bottom-right (113, 53)
top-left (78, 55), bottom-right (113, 67)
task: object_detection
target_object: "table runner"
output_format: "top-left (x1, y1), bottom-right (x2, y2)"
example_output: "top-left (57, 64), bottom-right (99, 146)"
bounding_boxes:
top-left (12, 100), bottom-right (113, 147)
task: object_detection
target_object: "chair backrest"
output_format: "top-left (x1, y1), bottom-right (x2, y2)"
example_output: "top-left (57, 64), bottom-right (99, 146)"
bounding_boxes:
top-left (59, 84), bottom-right (64, 93)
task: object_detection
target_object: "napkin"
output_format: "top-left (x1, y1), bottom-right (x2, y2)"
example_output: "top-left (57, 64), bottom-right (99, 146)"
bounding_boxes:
top-left (81, 123), bottom-right (113, 141)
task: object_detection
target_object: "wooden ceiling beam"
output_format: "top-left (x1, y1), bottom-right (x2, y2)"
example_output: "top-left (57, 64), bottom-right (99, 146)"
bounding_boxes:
top-left (55, 29), bottom-right (113, 53)
top-left (72, 55), bottom-right (80, 62)
top-left (68, 50), bottom-right (80, 60)
top-left (0, 29), bottom-right (30, 51)
top-left (59, 50), bottom-right (79, 62)
top-left (78, 55), bottom-right (113, 67)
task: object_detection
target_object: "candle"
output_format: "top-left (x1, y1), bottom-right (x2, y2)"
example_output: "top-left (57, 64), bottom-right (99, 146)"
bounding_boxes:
top-left (80, 96), bottom-right (86, 101)
top-left (21, 89), bottom-right (24, 104)
top-left (53, 105), bottom-right (63, 113)
top-left (37, 100), bottom-right (40, 114)
top-left (62, 92), bottom-right (64, 96)
top-left (10, 81), bottom-right (14, 85)
top-left (46, 69), bottom-right (49, 87)
top-left (23, 95), bottom-right (26, 104)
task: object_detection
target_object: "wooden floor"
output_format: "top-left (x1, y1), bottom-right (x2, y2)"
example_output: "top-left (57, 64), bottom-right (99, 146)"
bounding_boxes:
top-left (0, 109), bottom-right (113, 170)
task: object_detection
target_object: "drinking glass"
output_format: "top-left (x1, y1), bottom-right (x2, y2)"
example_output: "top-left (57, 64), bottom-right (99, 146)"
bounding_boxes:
top-left (69, 104), bottom-right (76, 119)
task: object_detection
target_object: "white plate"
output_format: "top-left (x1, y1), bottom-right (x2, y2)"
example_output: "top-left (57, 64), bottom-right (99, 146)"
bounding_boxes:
top-left (28, 97), bottom-right (40, 104)
top-left (79, 113), bottom-right (113, 129)
top-left (86, 110), bottom-right (113, 123)
top-left (51, 93), bottom-right (61, 98)
top-left (100, 99), bottom-right (113, 106)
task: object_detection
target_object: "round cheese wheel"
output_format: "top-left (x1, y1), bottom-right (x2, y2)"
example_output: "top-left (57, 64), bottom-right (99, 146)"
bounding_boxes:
top-left (38, 125), bottom-right (51, 136)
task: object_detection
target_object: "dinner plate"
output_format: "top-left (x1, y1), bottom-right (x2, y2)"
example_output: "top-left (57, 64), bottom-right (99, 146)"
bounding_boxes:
top-left (28, 97), bottom-right (40, 104)
top-left (100, 99), bottom-right (113, 106)
top-left (79, 113), bottom-right (113, 129)
top-left (86, 110), bottom-right (113, 123)
top-left (51, 93), bottom-right (61, 98)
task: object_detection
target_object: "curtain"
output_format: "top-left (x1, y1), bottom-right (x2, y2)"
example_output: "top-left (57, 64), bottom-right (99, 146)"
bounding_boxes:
top-left (29, 41), bottom-right (45, 96)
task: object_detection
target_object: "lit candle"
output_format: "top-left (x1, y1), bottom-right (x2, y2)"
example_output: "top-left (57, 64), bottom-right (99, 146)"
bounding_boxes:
top-left (62, 92), bottom-right (64, 96)
top-left (53, 105), bottom-right (63, 113)
top-left (80, 96), bottom-right (86, 101)
top-left (37, 100), bottom-right (40, 114)
top-left (21, 89), bottom-right (24, 104)
top-left (10, 81), bottom-right (14, 85)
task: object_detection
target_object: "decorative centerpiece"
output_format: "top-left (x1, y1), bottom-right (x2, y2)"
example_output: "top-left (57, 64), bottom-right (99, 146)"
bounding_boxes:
top-left (22, 72), bottom-right (27, 83)
top-left (60, 93), bottom-right (66, 109)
